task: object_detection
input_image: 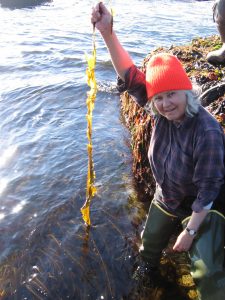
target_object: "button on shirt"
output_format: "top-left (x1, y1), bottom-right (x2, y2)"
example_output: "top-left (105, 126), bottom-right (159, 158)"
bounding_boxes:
top-left (117, 65), bottom-right (225, 214)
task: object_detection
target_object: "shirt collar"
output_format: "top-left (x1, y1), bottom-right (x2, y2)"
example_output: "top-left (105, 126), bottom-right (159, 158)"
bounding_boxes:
top-left (172, 114), bottom-right (196, 129)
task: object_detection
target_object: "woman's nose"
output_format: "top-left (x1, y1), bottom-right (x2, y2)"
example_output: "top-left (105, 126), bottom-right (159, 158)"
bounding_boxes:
top-left (162, 97), bottom-right (170, 108)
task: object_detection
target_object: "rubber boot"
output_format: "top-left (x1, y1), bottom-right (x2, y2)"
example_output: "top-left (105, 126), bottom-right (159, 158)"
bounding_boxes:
top-left (207, 0), bottom-right (225, 65)
top-left (182, 211), bottom-right (225, 300)
top-left (139, 201), bottom-right (178, 265)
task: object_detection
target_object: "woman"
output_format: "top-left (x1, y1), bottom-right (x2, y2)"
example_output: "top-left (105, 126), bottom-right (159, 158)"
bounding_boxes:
top-left (91, 2), bottom-right (225, 299)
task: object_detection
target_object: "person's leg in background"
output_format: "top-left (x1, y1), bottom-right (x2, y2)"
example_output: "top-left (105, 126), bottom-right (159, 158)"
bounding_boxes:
top-left (207, 0), bottom-right (225, 64)
top-left (183, 211), bottom-right (225, 300)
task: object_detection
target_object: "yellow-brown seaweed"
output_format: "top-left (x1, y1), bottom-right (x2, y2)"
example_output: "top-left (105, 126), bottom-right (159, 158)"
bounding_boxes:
top-left (81, 1), bottom-right (114, 226)
top-left (80, 33), bottom-right (97, 226)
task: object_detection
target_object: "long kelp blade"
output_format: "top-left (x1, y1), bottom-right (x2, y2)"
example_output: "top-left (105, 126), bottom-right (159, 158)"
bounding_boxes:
top-left (81, 39), bottom-right (97, 226)
top-left (81, 1), bottom-right (114, 226)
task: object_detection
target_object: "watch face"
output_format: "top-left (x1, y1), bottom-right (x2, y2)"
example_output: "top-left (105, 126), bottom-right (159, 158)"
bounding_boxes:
top-left (186, 227), bottom-right (196, 236)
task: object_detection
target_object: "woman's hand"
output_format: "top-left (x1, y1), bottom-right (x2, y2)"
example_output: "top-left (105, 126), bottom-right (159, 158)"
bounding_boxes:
top-left (173, 209), bottom-right (209, 252)
top-left (90, 1), bottom-right (133, 80)
top-left (173, 229), bottom-right (194, 252)
top-left (91, 2), bottom-right (112, 34)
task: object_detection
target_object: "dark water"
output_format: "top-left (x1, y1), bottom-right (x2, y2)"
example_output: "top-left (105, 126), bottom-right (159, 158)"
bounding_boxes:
top-left (0, 0), bottom-right (217, 299)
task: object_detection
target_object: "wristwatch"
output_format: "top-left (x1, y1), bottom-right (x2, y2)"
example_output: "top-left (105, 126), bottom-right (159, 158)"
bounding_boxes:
top-left (185, 227), bottom-right (197, 236)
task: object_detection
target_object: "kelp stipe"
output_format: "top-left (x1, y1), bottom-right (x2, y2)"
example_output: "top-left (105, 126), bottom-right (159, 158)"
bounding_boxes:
top-left (81, 1), bottom-right (115, 226)
top-left (80, 29), bottom-right (97, 227)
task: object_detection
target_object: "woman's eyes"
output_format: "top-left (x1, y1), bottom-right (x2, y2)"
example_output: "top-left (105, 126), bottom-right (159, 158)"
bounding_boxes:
top-left (154, 91), bottom-right (176, 102)
top-left (154, 96), bottom-right (163, 102)
top-left (168, 91), bottom-right (175, 97)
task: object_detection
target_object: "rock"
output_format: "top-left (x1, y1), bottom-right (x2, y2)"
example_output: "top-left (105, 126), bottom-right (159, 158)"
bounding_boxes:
top-left (0, 0), bottom-right (52, 9)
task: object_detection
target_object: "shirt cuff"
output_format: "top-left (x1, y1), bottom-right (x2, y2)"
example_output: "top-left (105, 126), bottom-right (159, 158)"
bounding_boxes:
top-left (191, 189), bottom-right (220, 212)
top-left (203, 202), bottom-right (213, 210)
top-left (116, 65), bottom-right (148, 107)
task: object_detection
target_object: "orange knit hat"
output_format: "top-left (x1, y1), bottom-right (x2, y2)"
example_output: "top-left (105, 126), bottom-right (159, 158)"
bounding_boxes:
top-left (145, 53), bottom-right (192, 99)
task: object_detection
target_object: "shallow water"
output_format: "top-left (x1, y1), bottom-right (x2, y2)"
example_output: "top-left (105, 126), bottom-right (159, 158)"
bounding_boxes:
top-left (0, 0), bottom-right (217, 299)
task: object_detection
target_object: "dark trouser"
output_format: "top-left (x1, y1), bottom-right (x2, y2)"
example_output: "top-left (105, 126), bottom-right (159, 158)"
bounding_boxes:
top-left (213, 0), bottom-right (225, 42)
top-left (140, 202), bottom-right (225, 300)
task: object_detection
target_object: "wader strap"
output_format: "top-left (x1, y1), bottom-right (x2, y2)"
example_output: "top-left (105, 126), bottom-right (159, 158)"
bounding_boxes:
top-left (153, 201), bottom-right (177, 218)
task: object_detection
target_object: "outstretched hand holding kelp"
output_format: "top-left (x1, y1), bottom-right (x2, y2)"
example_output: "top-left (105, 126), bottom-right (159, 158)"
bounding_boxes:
top-left (91, 2), bottom-right (112, 34)
top-left (91, 2), bottom-right (133, 81)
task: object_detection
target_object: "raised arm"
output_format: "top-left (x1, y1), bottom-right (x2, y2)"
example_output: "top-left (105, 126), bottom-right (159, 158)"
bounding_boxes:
top-left (91, 2), bottom-right (134, 81)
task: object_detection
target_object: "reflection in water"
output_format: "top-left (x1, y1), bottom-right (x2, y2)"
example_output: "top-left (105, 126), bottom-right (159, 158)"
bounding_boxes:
top-left (11, 200), bottom-right (26, 214)
top-left (0, 145), bottom-right (17, 169)
top-left (0, 178), bottom-right (7, 195)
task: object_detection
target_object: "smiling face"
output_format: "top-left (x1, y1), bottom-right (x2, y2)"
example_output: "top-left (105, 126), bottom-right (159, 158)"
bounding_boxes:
top-left (152, 90), bottom-right (187, 122)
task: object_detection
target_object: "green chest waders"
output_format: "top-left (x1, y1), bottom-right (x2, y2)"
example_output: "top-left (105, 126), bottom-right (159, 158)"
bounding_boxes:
top-left (140, 201), bottom-right (178, 265)
top-left (140, 200), bottom-right (225, 300)
top-left (182, 211), bottom-right (225, 300)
